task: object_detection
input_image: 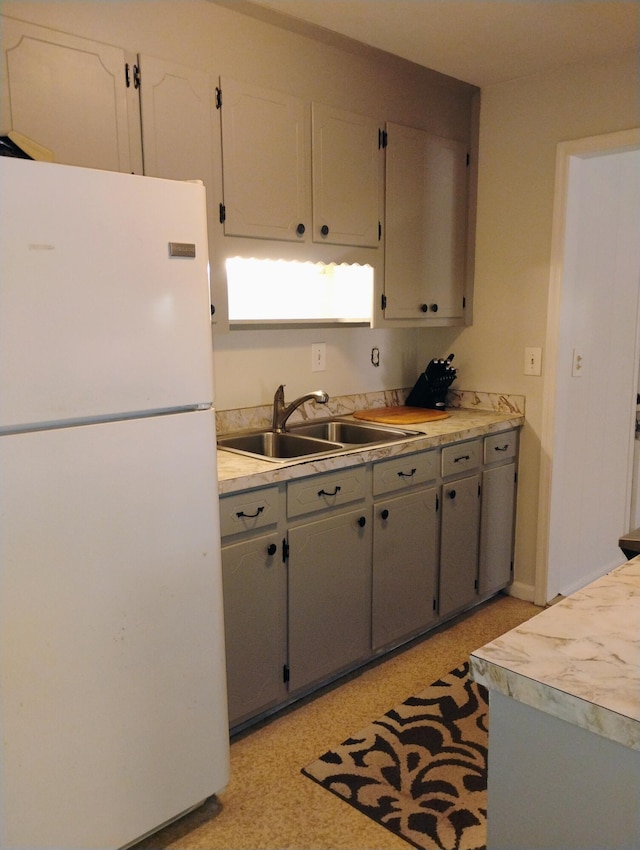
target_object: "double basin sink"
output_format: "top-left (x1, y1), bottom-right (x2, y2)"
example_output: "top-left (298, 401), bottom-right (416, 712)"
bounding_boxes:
top-left (217, 419), bottom-right (421, 461)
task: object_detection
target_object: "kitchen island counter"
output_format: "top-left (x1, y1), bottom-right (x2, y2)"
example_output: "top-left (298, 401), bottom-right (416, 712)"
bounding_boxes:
top-left (470, 558), bottom-right (640, 850)
top-left (217, 404), bottom-right (524, 495)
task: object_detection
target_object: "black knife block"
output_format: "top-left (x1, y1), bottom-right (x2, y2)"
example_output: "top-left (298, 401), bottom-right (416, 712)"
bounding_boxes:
top-left (405, 373), bottom-right (455, 410)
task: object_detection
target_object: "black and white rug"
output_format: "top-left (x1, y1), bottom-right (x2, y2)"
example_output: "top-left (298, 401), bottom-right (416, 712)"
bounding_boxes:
top-left (302, 662), bottom-right (488, 850)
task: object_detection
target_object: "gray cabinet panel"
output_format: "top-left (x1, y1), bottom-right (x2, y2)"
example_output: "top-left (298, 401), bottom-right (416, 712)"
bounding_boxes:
top-left (288, 507), bottom-right (372, 692)
top-left (221, 533), bottom-right (286, 727)
top-left (479, 462), bottom-right (516, 595)
top-left (372, 487), bottom-right (438, 650)
top-left (439, 474), bottom-right (480, 617)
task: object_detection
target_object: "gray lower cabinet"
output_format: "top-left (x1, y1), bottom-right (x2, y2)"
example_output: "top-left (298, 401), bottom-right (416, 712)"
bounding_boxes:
top-left (371, 451), bottom-right (439, 651)
top-left (221, 534), bottom-right (287, 727)
top-left (287, 507), bottom-right (372, 692)
top-left (479, 431), bottom-right (518, 595)
top-left (439, 440), bottom-right (482, 618)
top-left (220, 428), bottom-right (519, 730)
top-left (219, 485), bottom-right (286, 728)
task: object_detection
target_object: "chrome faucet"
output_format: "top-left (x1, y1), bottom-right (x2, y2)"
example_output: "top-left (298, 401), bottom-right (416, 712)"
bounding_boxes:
top-left (272, 384), bottom-right (329, 432)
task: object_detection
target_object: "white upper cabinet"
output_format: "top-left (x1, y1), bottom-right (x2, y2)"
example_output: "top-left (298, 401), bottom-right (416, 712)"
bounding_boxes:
top-left (219, 78), bottom-right (383, 249)
top-left (219, 77), bottom-right (310, 242)
top-left (1, 18), bottom-right (141, 173)
top-left (383, 122), bottom-right (468, 323)
top-left (311, 103), bottom-right (383, 248)
top-left (138, 56), bottom-right (227, 327)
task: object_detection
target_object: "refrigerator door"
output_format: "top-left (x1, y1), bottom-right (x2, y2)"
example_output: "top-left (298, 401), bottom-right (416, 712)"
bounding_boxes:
top-left (0, 409), bottom-right (229, 849)
top-left (0, 159), bottom-right (214, 431)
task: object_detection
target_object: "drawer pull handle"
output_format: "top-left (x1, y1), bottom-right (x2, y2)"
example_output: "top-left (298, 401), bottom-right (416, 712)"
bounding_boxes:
top-left (495, 444), bottom-right (509, 452)
top-left (267, 543), bottom-right (277, 557)
top-left (318, 485), bottom-right (341, 497)
top-left (236, 506), bottom-right (265, 519)
top-left (397, 468), bottom-right (417, 478)
top-left (454, 454), bottom-right (470, 463)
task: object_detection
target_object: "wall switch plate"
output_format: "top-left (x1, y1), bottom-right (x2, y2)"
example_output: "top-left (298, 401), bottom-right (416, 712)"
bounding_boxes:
top-left (524, 347), bottom-right (542, 376)
top-left (311, 342), bottom-right (326, 372)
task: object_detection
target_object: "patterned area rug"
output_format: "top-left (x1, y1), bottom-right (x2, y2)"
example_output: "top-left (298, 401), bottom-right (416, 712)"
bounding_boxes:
top-left (302, 662), bottom-right (488, 850)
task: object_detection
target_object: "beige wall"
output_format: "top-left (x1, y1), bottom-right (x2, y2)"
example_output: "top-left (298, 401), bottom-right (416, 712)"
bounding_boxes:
top-left (2, 0), bottom-right (638, 595)
top-left (437, 50), bottom-right (640, 594)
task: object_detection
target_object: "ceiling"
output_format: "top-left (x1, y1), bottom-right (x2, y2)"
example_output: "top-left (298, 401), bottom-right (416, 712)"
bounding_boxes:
top-left (248, 0), bottom-right (639, 87)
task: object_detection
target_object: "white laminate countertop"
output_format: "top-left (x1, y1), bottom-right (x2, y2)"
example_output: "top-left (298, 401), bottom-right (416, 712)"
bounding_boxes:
top-left (470, 558), bottom-right (640, 751)
top-left (216, 406), bottom-right (524, 496)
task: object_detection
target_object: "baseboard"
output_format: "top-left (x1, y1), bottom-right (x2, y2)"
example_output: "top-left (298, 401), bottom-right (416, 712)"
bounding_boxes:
top-left (506, 581), bottom-right (535, 602)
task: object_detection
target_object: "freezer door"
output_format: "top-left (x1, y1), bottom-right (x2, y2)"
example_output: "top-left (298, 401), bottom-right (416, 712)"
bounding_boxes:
top-left (0, 159), bottom-right (214, 430)
top-left (0, 409), bottom-right (229, 849)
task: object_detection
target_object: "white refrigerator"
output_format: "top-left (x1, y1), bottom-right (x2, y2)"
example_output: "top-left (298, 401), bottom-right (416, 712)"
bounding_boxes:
top-left (0, 158), bottom-right (229, 849)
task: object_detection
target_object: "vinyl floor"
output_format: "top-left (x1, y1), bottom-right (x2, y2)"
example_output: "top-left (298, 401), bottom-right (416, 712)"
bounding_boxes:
top-left (138, 594), bottom-right (540, 850)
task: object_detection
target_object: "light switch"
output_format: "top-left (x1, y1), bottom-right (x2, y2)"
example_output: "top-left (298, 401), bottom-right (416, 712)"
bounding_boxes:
top-left (524, 347), bottom-right (542, 376)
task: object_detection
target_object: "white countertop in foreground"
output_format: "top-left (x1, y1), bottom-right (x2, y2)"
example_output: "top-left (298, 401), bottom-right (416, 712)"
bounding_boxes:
top-left (216, 406), bottom-right (524, 495)
top-left (470, 558), bottom-right (640, 751)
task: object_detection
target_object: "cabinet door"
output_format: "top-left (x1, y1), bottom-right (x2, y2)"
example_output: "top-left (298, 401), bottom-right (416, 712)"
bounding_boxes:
top-left (439, 474), bottom-right (480, 617)
top-left (1, 17), bottom-right (139, 172)
top-left (138, 55), bottom-right (227, 326)
top-left (312, 103), bottom-right (382, 247)
top-left (221, 533), bottom-right (286, 728)
top-left (479, 462), bottom-right (516, 595)
top-left (372, 488), bottom-right (438, 651)
top-left (384, 122), bottom-right (467, 321)
top-left (287, 507), bottom-right (371, 692)
top-left (219, 77), bottom-right (310, 241)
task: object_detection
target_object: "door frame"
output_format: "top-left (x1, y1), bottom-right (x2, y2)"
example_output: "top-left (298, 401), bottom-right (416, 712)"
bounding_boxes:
top-left (535, 128), bottom-right (640, 606)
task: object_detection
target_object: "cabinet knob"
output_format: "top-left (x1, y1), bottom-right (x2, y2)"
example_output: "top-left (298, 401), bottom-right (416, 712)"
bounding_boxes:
top-left (267, 543), bottom-right (277, 557)
top-left (380, 509), bottom-right (389, 520)
top-left (320, 224), bottom-right (329, 237)
top-left (210, 304), bottom-right (215, 316)
top-left (296, 222), bottom-right (306, 235)
top-left (430, 303), bottom-right (439, 313)
top-left (448, 489), bottom-right (456, 499)
top-left (357, 516), bottom-right (367, 528)
top-left (420, 303), bottom-right (428, 313)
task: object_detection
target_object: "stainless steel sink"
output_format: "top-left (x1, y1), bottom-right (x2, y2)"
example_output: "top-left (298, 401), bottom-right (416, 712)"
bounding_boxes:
top-left (289, 420), bottom-right (419, 444)
top-left (217, 430), bottom-right (342, 460)
top-left (217, 419), bottom-right (421, 461)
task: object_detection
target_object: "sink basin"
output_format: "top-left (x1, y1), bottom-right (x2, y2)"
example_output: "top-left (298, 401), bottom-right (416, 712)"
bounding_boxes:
top-left (290, 420), bottom-right (419, 444)
top-left (217, 431), bottom-right (342, 460)
top-left (217, 419), bottom-right (421, 462)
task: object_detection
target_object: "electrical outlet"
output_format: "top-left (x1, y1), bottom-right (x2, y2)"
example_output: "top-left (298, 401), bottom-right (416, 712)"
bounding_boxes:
top-left (311, 342), bottom-right (326, 372)
top-left (572, 348), bottom-right (584, 377)
top-left (524, 347), bottom-right (542, 376)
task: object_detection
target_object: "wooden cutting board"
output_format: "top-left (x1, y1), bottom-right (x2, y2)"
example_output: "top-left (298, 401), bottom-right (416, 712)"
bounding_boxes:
top-left (353, 406), bottom-right (450, 424)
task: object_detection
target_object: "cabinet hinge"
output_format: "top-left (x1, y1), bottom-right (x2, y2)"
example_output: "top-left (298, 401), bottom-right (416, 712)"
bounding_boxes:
top-left (433, 597), bottom-right (437, 612)
top-left (282, 538), bottom-right (289, 562)
top-left (466, 152), bottom-right (470, 167)
top-left (219, 203), bottom-right (226, 224)
top-left (474, 578), bottom-right (479, 590)
top-left (378, 128), bottom-right (388, 149)
top-left (125, 62), bottom-right (131, 88)
top-left (510, 560), bottom-right (514, 573)
top-left (435, 493), bottom-right (439, 512)
top-left (478, 483), bottom-right (481, 497)
top-left (215, 86), bottom-right (222, 109)
top-left (125, 62), bottom-right (141, 89)
top-left (378, 221), bottom-right (382, 241)
top-left (283, 664), bottom-right (290, 684)
top-left (514, 471), bottom-right (518, 484)
top-left (381, 293), bottom-right (387, 311)
top-left (462, 296), bottom-right (466, 309)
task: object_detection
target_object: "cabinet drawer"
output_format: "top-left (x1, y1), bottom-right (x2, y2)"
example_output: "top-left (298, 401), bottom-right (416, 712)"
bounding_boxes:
top-left (484, 430), bottom-right (518, 464)
top-left (441, 440), bottom-right (481, 477)
top-left (219, 486), bottom-right (280, 538)
top-left (287, 467), bottom-right (367, 519)
top-left (373, 450), bottom-right (438, 496)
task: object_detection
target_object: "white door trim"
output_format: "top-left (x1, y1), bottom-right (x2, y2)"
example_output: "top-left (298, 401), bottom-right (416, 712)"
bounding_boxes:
top-left (535, 128), bottom-right (640, 607)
